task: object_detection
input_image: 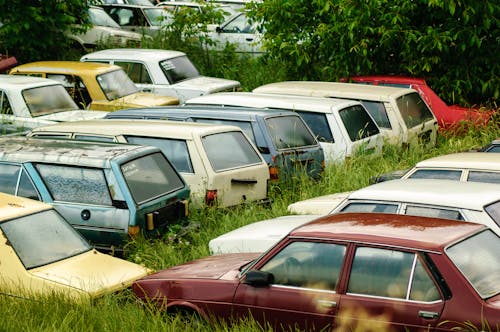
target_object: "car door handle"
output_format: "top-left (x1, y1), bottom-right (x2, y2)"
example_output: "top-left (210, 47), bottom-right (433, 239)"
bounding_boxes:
top-left (317, 300), bottom-right (337, 309)
top-left (418, 310), bottom-right (439, 319)
top-left (231, 178), bottom-right (258, 184)
top-left (245, 38), bottom-right (254, 41)
top-left (142, 88), bottom-right (152, 92)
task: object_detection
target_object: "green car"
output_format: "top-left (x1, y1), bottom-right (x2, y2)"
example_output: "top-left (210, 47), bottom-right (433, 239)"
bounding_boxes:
top-left (0, 136), bottom-right (190, 251)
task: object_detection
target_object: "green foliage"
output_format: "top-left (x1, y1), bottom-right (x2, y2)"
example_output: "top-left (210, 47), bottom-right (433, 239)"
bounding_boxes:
top-left (0, 0), bottom-right (95, 63)
top-left (248, 0), bottom-right (500, 105)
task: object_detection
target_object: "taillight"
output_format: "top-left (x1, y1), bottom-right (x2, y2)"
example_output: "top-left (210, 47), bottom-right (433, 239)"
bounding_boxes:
top-left (205, 190), bottom-right (218, 206)
top-left (269, 166), bottom-right (279, 180)
top-left (128, 225), bottom-right (140, 237)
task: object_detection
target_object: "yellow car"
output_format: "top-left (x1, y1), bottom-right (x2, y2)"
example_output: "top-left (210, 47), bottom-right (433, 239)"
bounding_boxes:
top-left (0, 192), bottom-right (150, 301)
top-left (9, 61), bottom-right (179, 111)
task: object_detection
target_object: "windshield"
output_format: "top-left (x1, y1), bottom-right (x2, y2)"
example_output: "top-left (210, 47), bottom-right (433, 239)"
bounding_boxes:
top-left (265, 115), bottom-right (317, 150)
top-left (89, 7), bottom-right (121, 28)
top-left (159, 56), bottom-right (200, 84)
top-left (121, 152), bottom-right (185, 204)
top-left (97, 69), bottom-right (139, 100)
top-left (0, 209), bottom-right (91, 269)
top-left (22, 85), bottom-right (79, 116)
top-left (144, 8), bottom-right (172, 26)
top-left (446, 230), bottom-right (500, 299)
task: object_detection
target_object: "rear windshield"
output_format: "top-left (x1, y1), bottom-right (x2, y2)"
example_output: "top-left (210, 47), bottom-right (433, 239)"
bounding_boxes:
top-left (265, 115), bottom-right (317, 150)
top-left (159, 56), bottom-right (200, 84)
top-left (121, 152), bottom-right (185, 204)
top-left (408, 169), bottom-right (462, 181)
top-left (0, 209), bottom-right (91, 269)
top-left (202, 131), bottom-right (263, 171)
top-left (22, 85), bottom-right (78, 116)
top-left (97, 69), bottom-right (139, 100)
top-left (396, 92), bottom-right (434, 128)
top-left (338, 104), bottom-right (380, 141)
top-left (446, 230), bottom-right (500, 299)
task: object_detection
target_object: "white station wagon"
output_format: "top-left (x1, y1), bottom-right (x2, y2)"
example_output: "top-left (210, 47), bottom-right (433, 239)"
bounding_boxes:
top-left (210, 179), bottom-right (500, 254)
top-left (29, 119), bottom-right (270, 208)
top-left (0, 75), bottom-right (107, 134)
top-left (80, 48), bottom-right (241, 103)
top-left (254, 81), bottom-right (439, 147)
top-left (185, 92), bottom-right (384, 164)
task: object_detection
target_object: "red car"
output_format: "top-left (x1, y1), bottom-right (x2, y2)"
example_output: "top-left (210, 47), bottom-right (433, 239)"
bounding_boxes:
top-left (344, 76), bottom-right (493, 130)
top-left (132, 213), bottom-right (500, 331)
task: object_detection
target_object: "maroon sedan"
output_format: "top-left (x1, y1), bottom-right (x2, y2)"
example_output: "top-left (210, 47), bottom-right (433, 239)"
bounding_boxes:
top-left (132, 213), bottom-right (500, 331)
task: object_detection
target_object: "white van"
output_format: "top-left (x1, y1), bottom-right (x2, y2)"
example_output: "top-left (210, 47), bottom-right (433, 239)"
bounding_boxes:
top-left (28, 119), bottom-right (270, 208)
top-left (185, 92), bottom-right (384, 164)
top-left (253, 81), bottom-right (439, 147)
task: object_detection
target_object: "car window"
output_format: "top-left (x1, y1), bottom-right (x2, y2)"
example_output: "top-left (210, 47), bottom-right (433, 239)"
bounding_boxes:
top-left (0, 209), bottom-right (91, 270)
top-left (97, 69), bottom-right (139, 100)
top-left (358, 101), bottom-right (391, 129)
top-left (294, 111), bottom-right (334, 143)
top-left (22, 84), bottom-right (79, 116)
top-left (17, 168), bottom-right (39, 201)
top-left (45, 75), bottom-right (91, 109)
top-left (467, 171), bottom-right (500, 184)
top-left (0, 163), bottom-right (21, 195)
top-left (404, 205), bottom-right (465, 221)
top-left (408, 169), bottom-right (462, 181)
top-left (396, 92), bottom-right (434, 128)
top-left (125, 136), bottom-right (194, 173)
top-left (121, 152), bottom-right (185, 204)
top-left (74, 134), bottom-right (116, 143)
top-left (115, 61), bottom-right (153, 84)
top-left (446, 230), bottom-right (500, 299)
top-left (378, 83), bottom-right (411, 89)
top-left (0, 90), bottom-right (13, 115)
top-left (202, 131), bottom-right (263, 171)
top-left (88, 6), bottom-right (121, 28)
top-left (222, 12), bottom-right (254, 33)
top-left (144, 7), bottom-right (172, 26)
top-left (35, 164), bottom-right (113, 206)
top-left (265, 115), bottom-right (317, 150)
top-left (159, 56), bottom-right (200, 84)
top-left (192, 118), bottom-right (256, 144)
top-left (348, 247), bottom-right (439, 301)
top-left (484, 200), bottom-right (500, 227)
top-left (338, 104), bottom-right (380, 141)
top-left (485, 145), bottom-right (500, 153)
top-left (259, 241), bottom-right (346, 291)
top-left (340, 202), bottom-right (399, 213)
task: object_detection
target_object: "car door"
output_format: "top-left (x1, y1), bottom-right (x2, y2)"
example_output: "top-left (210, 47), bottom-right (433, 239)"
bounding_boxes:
top-left (337, 246), bottom-right (445, 331)
top-left (210, 12), bottom-right (263, 55)
top-left (233, 240), bottom-right (346, 331)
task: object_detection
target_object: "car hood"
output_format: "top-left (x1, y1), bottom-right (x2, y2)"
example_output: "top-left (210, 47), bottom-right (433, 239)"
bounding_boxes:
top-left (37, 110), bottom-right (109, 121)
top-left (141, 253), bottom-right (259, 280)
top-left (31, 250), bottom-right (150, 298)
top-left (174, 76), bottom-right (241, 94)
top-left (209, 215), bottom-right (321, 254)
top-left (287, 191), bottom-right (352, 215)
top-left (116, 92), bottom-right (179, 107)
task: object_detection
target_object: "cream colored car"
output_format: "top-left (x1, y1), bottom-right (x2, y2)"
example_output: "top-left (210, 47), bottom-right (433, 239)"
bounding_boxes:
top-left (29, 119), bottom-right (270, 207)
top-left (0, 192), bottom-right (149, 301)
top-left (253, 81), bottom-right (439, 147)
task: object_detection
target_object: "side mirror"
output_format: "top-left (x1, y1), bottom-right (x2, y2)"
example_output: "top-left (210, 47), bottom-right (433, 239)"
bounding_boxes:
top-left (215, 26), bottom-right (223, 33)
top-left (244, 270), bottom-right (274, 287)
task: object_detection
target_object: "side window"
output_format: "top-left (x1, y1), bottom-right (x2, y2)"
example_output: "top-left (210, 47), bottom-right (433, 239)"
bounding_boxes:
top-left (260, 241), bottom-right (346, 291)
top-left (74, 134), bottom-right (116, 143)
top-left (359, 101), bottom-right (391, 129)
top-left (347, 247), bottom-right (414, 299)
top-left (405, 205), bottom-right (465, 221)
top-left (17, 169), bottom-right (39, 200)
top-left (115, 61), bottom-right (152, 84)
top-left (125, 136), bottom-right (194, 173)
top-left (338, 105), bottom-right (380, 141)
top-left (408, 169), bottom-right (462, 181)
top-left (0, 163), bottom-right (21, 195)
top-left (467, 171), bottom-right (500, 184)
top-left (295, 111), bottom-right (334, 143)
top-left (0, 91), bottom-right (13, 115)
top-left (47, 74), bottom-right (90, 108)
top-left (409, 259), bottom-right (441, 302)
top-left (340, 202), bottom-right (399, 213)
top-left (35, 164), bottom-right (112, 206)
top-left (192, 118), bottom-right (256, 144)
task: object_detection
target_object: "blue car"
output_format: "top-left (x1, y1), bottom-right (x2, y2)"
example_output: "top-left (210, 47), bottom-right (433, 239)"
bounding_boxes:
top-left (105, 106), bottom-right (325, 179)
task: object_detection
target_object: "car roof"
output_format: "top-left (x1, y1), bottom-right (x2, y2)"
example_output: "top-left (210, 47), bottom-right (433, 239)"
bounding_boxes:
top-left (0, 136), bottom-right (155, 168)
top-left (348, 179), bottom-right (500, 210)
top-left (253, 81), bottom-right (416, 101)
top-left (31, 119), bottom-right (244, 140)
top-left (10, 61), bottom-right (122, 76)
top-left (0, 192), bottom-right (52, 222)
top-left (81, 48), bottom-right (186, 62)
top-left (291, 212), bottom-right (485, 251)
top-left (0, 74), bottom-right (60, 89)
top-left (184, 92), bottom-right (364, 113)
top-left (106, 105), bottom-right (302, 120)
top-left (414, 152), bottom-right (500, 170)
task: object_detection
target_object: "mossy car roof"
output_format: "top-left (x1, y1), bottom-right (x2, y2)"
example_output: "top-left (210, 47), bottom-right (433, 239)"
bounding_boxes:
top-left (0, 137), bottom-right (154, 168)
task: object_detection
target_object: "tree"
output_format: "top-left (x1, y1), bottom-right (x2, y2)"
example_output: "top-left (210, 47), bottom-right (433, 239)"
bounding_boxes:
top-left (249, 0), bottom-right (499, 104)
top-left (0, 0), bottom-right (91, 63)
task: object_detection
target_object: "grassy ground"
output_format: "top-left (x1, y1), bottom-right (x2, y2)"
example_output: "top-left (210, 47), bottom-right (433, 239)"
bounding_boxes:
top-left (2, 118), bottom-right (497, 331)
